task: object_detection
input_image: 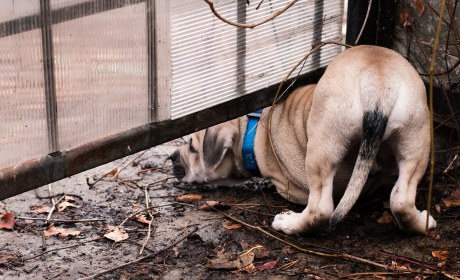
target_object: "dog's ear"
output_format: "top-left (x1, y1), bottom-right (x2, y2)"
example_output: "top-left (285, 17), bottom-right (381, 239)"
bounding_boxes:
top-left (202, 126), bottom-right (235, 170)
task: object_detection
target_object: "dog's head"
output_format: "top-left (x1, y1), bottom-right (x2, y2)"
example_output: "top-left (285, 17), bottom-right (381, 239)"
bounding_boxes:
top-left (170, 120), bottom-right (249, 185)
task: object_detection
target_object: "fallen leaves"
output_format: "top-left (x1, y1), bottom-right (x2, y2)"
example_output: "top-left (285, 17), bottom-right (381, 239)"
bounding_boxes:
top-left (200, 201), bottom-right (231, 211)
top-left (131, 214), bottom-right (152, 225)
top-left (177, 194), bottom-right (202, 202)
top-left (44, 224), bottom-right (80, 237)
top-left (400, 9), bottom-right (411, 27)
top-left (377, 211), bottom-right (393, 224)
top-left (222, 220), bottom-right (241, 230)
top-left (432, 251), bottom-right (451, 260)
top-left (104, 227), bottom-right (129, 243)
top-left (205, 252), bottom-right (254, 270)
top-left (0, 213), bottom-right (15, 230)
top-left (415, 0), bottom-right (425, 16)
top-left (442, 188), bottom-right (460, 208)
top-left (57, 201), bottom-right (76, 212)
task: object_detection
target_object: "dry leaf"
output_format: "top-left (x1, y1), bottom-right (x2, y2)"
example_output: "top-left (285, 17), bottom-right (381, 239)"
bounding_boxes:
top-left (435, 204), bottom-right (441, 213)
top-left (377, 211), bottom-right (393, 224)
top-left (104, 227), bottom-right (129, 243)
top-left (44, 224), bottom-right (67, 237)
top-left (30, 205), bottom-right (52, 214)
top-left (59, 231), bottom-right (81, 237)
top-left (432, 251), bottom-right (450, 260)
top-left (24, 220), bottom-right (34, 224)
top-left (205, 252), bottom-right (254, 270)
top-left (442, 188), bottom-right (460, 208)
top-left (438, 261), bottom-right (447, 267)
top-left (57, 202), bottom-right (76, 212)
top-left (106, 168), bottom-right (119, 177)
top-left (400, 9), bottom-right (409, 23)
top-left (132, 204), bottom-right (145, 212)
top-left (63, 195), bottom-right (76, 202)
top-left (132, 214), bottom-right (152, 225)
top-left (255, 260), bottom-right (277, 271)
top-left (231, 263), bottom-right (256, 274)
top-left (200, 201), bottom-right (231, 211)
top-left (177, 194), bottom-right (203, 202)
top-left (222, 220), bottom-right (242, 230)
top-left (240, 241), bottom-right (269, 259)
top-left (0, 213), bottom-right (15, 230)
top-left (415, 0), bottom-right (425, 16)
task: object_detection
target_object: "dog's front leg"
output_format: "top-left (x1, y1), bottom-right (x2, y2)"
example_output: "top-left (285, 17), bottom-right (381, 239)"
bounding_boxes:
top-left (272, 161), bottom-right (336, 234)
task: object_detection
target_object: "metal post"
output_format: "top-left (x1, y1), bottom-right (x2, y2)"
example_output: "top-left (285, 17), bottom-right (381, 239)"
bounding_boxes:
top-left (147, 0), bottom-right (157, 122)
top-left (236, 0), bottom-right (246, 95)
top-left (40, 0), bottom-right (59, 152)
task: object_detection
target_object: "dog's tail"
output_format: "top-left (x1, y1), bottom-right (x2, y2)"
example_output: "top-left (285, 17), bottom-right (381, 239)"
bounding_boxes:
top-left (330, 105), bottom-right (389, 229)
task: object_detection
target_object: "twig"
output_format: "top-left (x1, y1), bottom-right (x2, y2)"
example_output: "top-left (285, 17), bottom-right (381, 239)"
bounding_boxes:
top-left (17, 217), bottom-right (106, 223)
top-left (419, 59), bottom-right (460, 76)
top-left (79, 226), bottom-right (198, 280)
top-left (86, 155), bottom-right (131, 188)
top-left (111, 151), bottom-right (147, 181)
top-left (295, 260), bottom-right (309, 280)
top-left (23, 237), bottom-right (104, 261)
top-left (256, 0), bottom-right (264, 10)
top-left (355, 0), bottom-right (373, 45)
top-left (376, 251), bottom-right (441, 272)
top-left (137, 165), bottom-right (172, 175)
top-left (277, 259), bottom-right (299, 270)
top-left (146, 176), bottom-right (176, 187)
top-left (203, 0), bottom-right (299, 29)
top-left (119, 203), bottom-right (197, 228)
top-left (139, 187), bottom-right (155, 255)
top-left (45, 195), bottom-right (65, 225)
top-left (261, 191), bottom-right (274, 215)
top-left (202, 202), bottom-right (459, 279)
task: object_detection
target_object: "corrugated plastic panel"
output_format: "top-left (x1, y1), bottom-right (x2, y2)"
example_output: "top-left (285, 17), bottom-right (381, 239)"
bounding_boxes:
top-left (0, 29), bottom-right (48, 169)
top-left (0, 0), bottom-right (40, 20)
top-left (52, 2), bottom-right (149, 150)
top-left (169, 0), bottom-right (343, 119)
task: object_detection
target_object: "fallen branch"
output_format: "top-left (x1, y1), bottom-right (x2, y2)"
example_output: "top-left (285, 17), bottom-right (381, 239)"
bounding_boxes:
top-left (79, 226), bottom-right (198, 280)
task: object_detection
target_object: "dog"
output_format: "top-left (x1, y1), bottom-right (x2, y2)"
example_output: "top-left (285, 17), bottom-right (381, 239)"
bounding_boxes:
top-left (170, 45), bottom-right (437, 235)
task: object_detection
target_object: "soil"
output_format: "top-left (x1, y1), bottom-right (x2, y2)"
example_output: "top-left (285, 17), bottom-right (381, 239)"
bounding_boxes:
top-left (1, 139), bottom-right (459, 280)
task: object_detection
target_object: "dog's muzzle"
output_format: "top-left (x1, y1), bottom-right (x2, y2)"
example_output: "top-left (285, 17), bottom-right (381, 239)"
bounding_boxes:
top-left (170, 150), bottom-right (186, 179)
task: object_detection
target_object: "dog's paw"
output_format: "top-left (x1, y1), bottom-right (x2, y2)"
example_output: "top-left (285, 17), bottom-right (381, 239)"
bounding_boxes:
top-left (272, 211), bottom-right (303, 235)
top-left (418, 210), bottom-right (437, 229)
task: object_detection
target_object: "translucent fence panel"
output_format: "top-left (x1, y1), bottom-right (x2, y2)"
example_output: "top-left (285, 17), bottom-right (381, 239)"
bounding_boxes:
top-left (0, 29), bottom-right (48, 169)
top-left (52, 2), bottom-right (148, 150)
top-left (168, 0), bottom-right (343, 119)
top-left (0, 0), bottom-right (40, 20)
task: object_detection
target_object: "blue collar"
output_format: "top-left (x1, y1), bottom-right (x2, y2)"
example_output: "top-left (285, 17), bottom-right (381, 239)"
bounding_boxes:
top-left (242, 110), bottom-right (262, 177)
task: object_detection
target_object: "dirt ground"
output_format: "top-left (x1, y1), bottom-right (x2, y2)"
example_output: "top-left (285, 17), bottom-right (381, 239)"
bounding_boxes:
top-left (1, 139), bottom-right (460, 280)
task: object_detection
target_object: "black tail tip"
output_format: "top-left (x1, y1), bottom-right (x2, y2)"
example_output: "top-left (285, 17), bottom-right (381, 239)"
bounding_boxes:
top-left (329, 213), bottom-right (341, 230)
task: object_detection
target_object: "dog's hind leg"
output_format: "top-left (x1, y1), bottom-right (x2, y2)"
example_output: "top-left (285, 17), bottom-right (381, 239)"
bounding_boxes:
top-left (272, 127), bottom-right (349, 234)
top-left (390, 126), bottom-right (436, 233)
